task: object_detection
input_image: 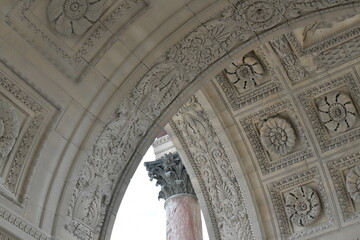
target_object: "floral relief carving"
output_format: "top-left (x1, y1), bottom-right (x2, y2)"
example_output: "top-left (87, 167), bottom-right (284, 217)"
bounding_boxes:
top-left (47, 0), bottom-right (105, 36)
top-left (235, 0), bottom-right (285, 31)
top-left (225, 55), bottom-right (264, 92)
top-left (318, 92), bottom-right (357, 133)
top-left (285, 186), bottom-right (321, 227)
top-left (327, 152), bottom-right (360, 222)
top-left (346, 164), bottom-right (360, 203)
top-left (0, 99), bottom-right (19, 158)
top-left (269, 167), bottom-right (334, 239)
top-left (260, 117), bottom-right (296, 156)
top-left (170, 96), bottom-right (254, 240)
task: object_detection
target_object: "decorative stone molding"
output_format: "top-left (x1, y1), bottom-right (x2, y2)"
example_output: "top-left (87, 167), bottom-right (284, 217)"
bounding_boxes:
top-left (0, 68), bottom-right (57, 206)
top-left (169, 96), bottom-right (254, 240)
top-left (327, 152), bottom-right (360, 222)
top-left (317, 92), bottom-right (357, 133)
top-left (0, 99), bottom-right (19, 159)
top-left (0, 232), bottom-right (14, 240)
top-left (260, 117), bottom-right (296, 156)
top-left (285, 186), bottom-right (321, 227)
top-left (47, 0), bottom-right (105, 36)
top-left (144, 152), bottom-right (196, 200)
top-left (239, 100), bottom-right (312, 175)
top-left (6, 0), bottom-right (148, 81)
top-left (298, 73), bottom-right (360, 152)
top-left (268, 167), bottom-right (334, 239)
top-left (346, 164), bottom-right (360, 203)
top-left (0, 206), bottom-right (50, 240)
top-left (225, 54), bottom-right (264, 92)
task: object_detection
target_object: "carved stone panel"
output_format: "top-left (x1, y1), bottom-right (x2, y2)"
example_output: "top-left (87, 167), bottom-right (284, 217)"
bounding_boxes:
top-left (297, 73), bottom-right (360, 153)
top-left (6, 0), bottom-right (148, 81)
top-left (327, 152), bottom-right (360, 223)
top-left (47, 0), bottom-right (105, 36)
top-left (0, 64), bottom-right (57, 207)
top-left (239, 100), bottom-right (313, 175)
top-left (268, 167), bottom-right (335, 240)
top-left (216, 48), bottom-right (283, 111)
top-left (169, 96), bottom-right (254, 240)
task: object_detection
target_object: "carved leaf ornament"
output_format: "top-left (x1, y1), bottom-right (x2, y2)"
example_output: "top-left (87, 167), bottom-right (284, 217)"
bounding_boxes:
top-left (226, 56), bottom-right (264, 92)
top-left (318, 92), bottom-right (357, 133)
top-left (346, 164), bottom-right (360, 203)
top-left (0, 99), bottom-right (19, 158)
top-left (260, 117), bottom-right (296, 156)
top-left (47, 0), bottom-right (104, 36)
top-left (285, 186), bottom-right (321, 227)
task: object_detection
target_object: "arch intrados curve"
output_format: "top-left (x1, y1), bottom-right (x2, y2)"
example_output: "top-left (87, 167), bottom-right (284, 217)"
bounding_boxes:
top-left (56, 2), bottom-right (360, 240)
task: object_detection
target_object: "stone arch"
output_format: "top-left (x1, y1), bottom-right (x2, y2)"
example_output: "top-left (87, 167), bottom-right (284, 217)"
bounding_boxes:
top-left (54, 2), bottom-right (360, 240)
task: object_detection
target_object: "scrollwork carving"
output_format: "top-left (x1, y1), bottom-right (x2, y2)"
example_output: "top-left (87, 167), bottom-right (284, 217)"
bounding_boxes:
top-left (318, 92), bottom-right (357, 133)
top-left (285, 186), bottom-right (321, 227)
top-left (260, 117), bottom-right (296, 156)
top-left (47, 0), bottom-right (104, 36)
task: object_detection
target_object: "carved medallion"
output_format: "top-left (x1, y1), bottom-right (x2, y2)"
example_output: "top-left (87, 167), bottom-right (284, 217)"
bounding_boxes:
top-left (318, 92), bottom-right (357, 133)
top-left (225, 56), bottom-right (264, 92)
top-left (285, 186), bottom-right (321, 227)
top-left (0, 99), bottom-right (19, 158)
top-left (260, 117), bottom-right (296, 156)
top-left (346, 164), bottom-right (360, 203)
top-left (47, 0), bottom-right (104, 36)
top-left (235, 0), bottom-right (285, 31)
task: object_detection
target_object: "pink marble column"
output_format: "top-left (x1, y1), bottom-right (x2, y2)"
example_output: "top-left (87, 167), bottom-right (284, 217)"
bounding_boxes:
top-left (164, 194), bottom-right (202, 240)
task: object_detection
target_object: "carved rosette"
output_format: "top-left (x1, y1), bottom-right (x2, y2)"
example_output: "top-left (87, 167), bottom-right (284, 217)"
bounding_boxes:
top-left (145, 152), bottom-right (196, 200)
top-left (225, 55), bottom-right (264, 92)
top-left (346, 164), bottom-right (360, 203)
top-left (260, 117), bottom-right (296, 156)
top-left (318, 92), bottom-right (357, 133)
top-left (0, 99), bottom-right (19, 158)
top-left (285, 186), bottom-right (321, 227)
top-left (47, 0), bottom-right (104, 36)
top-left (235, 0), bottom-right (285, 31)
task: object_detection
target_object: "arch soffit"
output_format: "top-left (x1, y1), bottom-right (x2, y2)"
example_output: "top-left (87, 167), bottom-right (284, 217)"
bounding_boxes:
top-left (56, 2), bottom-right (360, 240)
